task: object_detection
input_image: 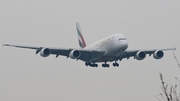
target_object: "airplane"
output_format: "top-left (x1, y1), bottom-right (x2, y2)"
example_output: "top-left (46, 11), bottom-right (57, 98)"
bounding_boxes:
top-left (3, 22), bottom-right (176, 67)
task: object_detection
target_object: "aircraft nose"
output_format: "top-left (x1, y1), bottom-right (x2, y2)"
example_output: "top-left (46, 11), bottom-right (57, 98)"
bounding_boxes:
top-left (120, 40), bottom-right (128, 50)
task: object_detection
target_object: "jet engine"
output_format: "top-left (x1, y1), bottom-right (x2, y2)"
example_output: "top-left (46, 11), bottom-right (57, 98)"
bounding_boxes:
top-left (153, 50), bottom-right (164, 59)
top-left (135, 51), bottom-right (146, 60)
top-left (69, 50), bottom-right (81, 59)
top-left (40, 48), bottom-right (51, 57)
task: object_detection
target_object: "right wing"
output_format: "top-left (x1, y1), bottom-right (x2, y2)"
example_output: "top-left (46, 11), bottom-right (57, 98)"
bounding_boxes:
top-left (114, 47), bottom-right (176, 61)
top-left (3, 44), bottom-right (105, 62)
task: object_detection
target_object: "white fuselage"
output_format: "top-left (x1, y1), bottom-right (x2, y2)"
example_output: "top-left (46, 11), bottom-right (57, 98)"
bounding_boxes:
top-left (84, 33), bottom-right (128, 62)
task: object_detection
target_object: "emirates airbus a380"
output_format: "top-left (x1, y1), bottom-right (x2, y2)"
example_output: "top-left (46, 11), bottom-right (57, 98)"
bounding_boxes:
top-left (3, 22), bottom-right (176, 67)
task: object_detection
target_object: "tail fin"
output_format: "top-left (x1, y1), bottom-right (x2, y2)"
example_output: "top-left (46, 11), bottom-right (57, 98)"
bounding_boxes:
top-left (76, 22), bottom-right (86, 48)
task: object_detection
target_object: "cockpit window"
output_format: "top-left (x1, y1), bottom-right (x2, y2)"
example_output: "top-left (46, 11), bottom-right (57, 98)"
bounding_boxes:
top-left (119, 38), bottom-right (126, 40)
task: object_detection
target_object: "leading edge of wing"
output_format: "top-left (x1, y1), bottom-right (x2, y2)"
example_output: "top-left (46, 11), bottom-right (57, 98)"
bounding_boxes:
top-left (3, 44), bottom-right (105, 61)
top-left (3, 43), bottom-right (105, 53)
top-left (3, 44), bottom-right (39, 49)
top-left (125, 47), bottom-right (176, 53)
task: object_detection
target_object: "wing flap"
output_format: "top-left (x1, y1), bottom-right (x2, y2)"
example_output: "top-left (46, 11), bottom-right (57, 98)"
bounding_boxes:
top-left (50, 48), bottom-right (105, 61)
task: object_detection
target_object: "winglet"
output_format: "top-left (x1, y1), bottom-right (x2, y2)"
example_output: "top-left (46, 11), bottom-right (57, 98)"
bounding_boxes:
top-left (76, 22), bottom-right (86, 48)
top-left (2, 44), bottom-right (9, 47)
top-left (173, 46), bottom-right (176, 51)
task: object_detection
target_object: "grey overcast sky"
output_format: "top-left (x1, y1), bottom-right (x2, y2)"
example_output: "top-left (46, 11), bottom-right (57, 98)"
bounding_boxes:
top-left (0, 0), bottom-right (180, 101)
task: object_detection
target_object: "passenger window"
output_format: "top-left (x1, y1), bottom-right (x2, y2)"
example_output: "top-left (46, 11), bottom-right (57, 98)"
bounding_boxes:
top-left (119, 38), bottom-right (126, 40)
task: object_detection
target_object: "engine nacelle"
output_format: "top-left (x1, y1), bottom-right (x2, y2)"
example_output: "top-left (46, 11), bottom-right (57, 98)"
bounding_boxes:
top-left (153, 50), bottom-right (164, 59)
top-left (69, 50), bottom-right (81, 59)
top-left (135, 51), bottom-right (146, 60)
top-left (40, 48), bottom-right (51, 57)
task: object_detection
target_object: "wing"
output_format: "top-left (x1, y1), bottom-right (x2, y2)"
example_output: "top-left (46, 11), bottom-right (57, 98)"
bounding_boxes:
top-left (3, 44), bottom-right (105, 62)
top-left (115, 47), bottom-right (176, 60)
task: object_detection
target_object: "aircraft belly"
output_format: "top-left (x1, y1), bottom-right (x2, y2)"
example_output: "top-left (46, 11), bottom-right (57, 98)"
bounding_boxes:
top-left (93, 56), bottom-right (115, 62)
top-left (92, 49), bottom-right (120, 62)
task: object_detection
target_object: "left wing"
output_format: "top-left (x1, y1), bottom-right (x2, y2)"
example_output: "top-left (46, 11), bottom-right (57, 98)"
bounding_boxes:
top-left (3, 44), bottom-right (105, 62)
top-left (115, 47), bottom-right (176, 61)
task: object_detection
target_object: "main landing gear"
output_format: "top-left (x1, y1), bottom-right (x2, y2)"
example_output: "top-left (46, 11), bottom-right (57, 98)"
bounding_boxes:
top-left (85, 62), bottom-right (119, 67)
top-left (102, 61), bottom-right (119, 67)
top-left (102, 63), bottom-right (110, 68)
top-left (85, 62), bottom-right (98, 67)
top-left (113, 62), bottom-right (119, 67)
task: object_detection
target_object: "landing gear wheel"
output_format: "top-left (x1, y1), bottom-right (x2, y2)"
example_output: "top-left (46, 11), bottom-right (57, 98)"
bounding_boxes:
top-left (102, 63), bottom-right (109, 68)
top-left (85, 62), bottom-right (89, 66)
top-left (86, 62), bottom-right (98, 67)
top-left (113, 63), bottom-right (115, 67)
top-left (113, 62), bottom-right (119, 67)
top-left (93, 64), bottom-right (98, 67)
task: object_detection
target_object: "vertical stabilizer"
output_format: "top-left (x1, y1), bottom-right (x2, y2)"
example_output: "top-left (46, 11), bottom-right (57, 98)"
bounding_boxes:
top-left (76, 22), bottom-right (86, 48)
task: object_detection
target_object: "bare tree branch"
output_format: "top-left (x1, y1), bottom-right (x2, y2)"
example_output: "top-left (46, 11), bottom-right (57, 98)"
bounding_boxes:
top-left (156, 73), bottom-right (180, 101)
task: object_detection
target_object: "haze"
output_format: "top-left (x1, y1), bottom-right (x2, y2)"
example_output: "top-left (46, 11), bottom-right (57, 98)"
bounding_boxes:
top-left (0, 0), bottom-right (180, 101)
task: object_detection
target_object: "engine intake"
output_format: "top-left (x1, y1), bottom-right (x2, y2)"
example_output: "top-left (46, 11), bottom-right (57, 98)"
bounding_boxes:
top-left (153, 50), bottom-right (164, 59)
top-left (135, 51), bottom-right (146, 60)
top-left (69, 50), bottom-right (81, 59)
top-left (40, 48), bottom-right (51, 57)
